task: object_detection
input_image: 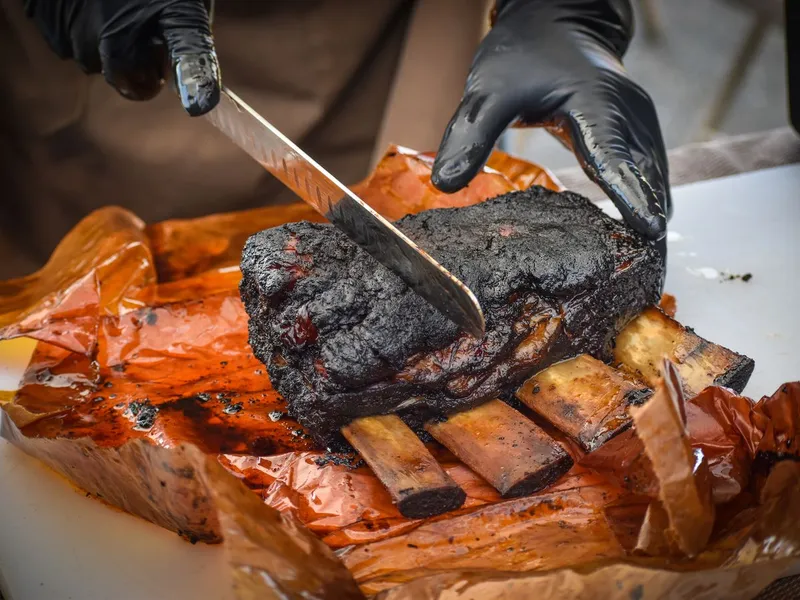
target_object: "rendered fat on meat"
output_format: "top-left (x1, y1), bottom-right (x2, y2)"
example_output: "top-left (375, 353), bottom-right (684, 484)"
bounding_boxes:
top-left (240, 186), bottom-right (664, 443)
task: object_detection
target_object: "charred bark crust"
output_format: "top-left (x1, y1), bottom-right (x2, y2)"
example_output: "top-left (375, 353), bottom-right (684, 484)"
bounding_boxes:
top-left (241, 186), bottom-right (664, 443)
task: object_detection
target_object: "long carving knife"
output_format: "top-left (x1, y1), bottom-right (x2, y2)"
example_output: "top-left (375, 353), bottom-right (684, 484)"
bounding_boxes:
top-left (204, 88), bottom-right (485, 338)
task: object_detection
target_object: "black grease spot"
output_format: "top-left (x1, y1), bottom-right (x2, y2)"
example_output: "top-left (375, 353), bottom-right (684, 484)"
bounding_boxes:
top-left (35, 368), bottom-right (53, 383)
top-left (223, 402), bottom-right (243, 415)
top-left (127, 399), bottom-right (158, 430)
top-left (250, 437), bottom-right (277, 456)
top-left (313, 452), bottom-right (365, 469)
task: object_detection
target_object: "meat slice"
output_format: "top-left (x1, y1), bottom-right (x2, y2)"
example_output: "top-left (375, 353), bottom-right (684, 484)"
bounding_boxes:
top-left (240, 186), bottom-right (664, 443)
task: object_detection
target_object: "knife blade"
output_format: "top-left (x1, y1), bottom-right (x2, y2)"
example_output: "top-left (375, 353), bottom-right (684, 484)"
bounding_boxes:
top-left (204, 87), bottom-right (485, 338)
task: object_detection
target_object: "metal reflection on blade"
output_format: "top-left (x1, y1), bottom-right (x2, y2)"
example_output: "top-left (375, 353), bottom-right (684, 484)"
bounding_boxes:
top-left (204, 88), bottom-right (485, 338)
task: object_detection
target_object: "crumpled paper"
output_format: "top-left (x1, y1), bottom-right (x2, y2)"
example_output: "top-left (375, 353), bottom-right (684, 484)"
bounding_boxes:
top-left (374, 463), bottom-right (800, 600)
top-left (1, 146), bottom-right (798, 599)
top-left (629, 361), bottom-right (714, 557)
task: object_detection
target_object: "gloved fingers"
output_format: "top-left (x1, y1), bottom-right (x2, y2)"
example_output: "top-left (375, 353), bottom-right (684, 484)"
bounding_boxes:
top-left (69, 15), bottom-right (103, 74)
top-left (629, 136), bottom-right (671, 224)
top-left (23, 0), bottom-right (79, 62)
top-left (158, 0), bottom-right (220, 116)
top-left (562, 100), bottom-right (667, 241)
top-left (654, 234), bottom-right (668, 271)
top-left (431, 90), bottom-right (522, 193)
top-left (99, 34), bottom-right (166, 102)
top-left (624, 89), bottom-right (672, 222)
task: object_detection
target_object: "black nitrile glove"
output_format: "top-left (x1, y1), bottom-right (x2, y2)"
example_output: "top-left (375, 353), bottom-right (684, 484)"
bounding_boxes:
top-left (24, 0), bottom-right (220, 116)
top-left (432, 0), bottom-right (670, 241)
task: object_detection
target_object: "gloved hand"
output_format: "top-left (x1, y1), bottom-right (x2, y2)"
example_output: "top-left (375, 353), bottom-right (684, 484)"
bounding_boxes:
top-left (432, 0), bottom-right (670, 240)
top-left (24, 0), bottom-right (220, 116)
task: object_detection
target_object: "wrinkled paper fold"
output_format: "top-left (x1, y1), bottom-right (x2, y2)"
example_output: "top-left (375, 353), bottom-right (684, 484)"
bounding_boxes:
top-left (1, 147), bottom-right (797, 599)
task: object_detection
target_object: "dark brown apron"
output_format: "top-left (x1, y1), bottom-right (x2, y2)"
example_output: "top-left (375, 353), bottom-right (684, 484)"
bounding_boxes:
top-left (0, 0), bottom-right (490, 278)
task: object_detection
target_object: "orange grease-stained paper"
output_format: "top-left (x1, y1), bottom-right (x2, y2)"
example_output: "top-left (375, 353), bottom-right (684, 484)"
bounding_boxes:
top-left (629, 362), bottom-right (714, 557)
top-left (1, 147), bottom-right (798, 599)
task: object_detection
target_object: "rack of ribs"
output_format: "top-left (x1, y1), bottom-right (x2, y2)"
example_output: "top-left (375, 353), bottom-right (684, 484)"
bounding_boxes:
top-left (240, 185), bottom-right (753, 517)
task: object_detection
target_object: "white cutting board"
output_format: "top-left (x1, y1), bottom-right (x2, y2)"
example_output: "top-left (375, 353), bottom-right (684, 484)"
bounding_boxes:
top-left (1, 165), bottom-right (799, 600)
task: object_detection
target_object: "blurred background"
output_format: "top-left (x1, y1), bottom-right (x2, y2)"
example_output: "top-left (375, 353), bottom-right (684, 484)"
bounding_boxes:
top-left (0, 0), bottom-right (790, 280)
top-left (502, 0), bottom-right (787, 170)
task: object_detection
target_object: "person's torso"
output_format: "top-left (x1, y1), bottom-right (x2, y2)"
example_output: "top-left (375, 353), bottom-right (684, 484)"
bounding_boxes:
top-left (0, 0), bottom-right (410, 271)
